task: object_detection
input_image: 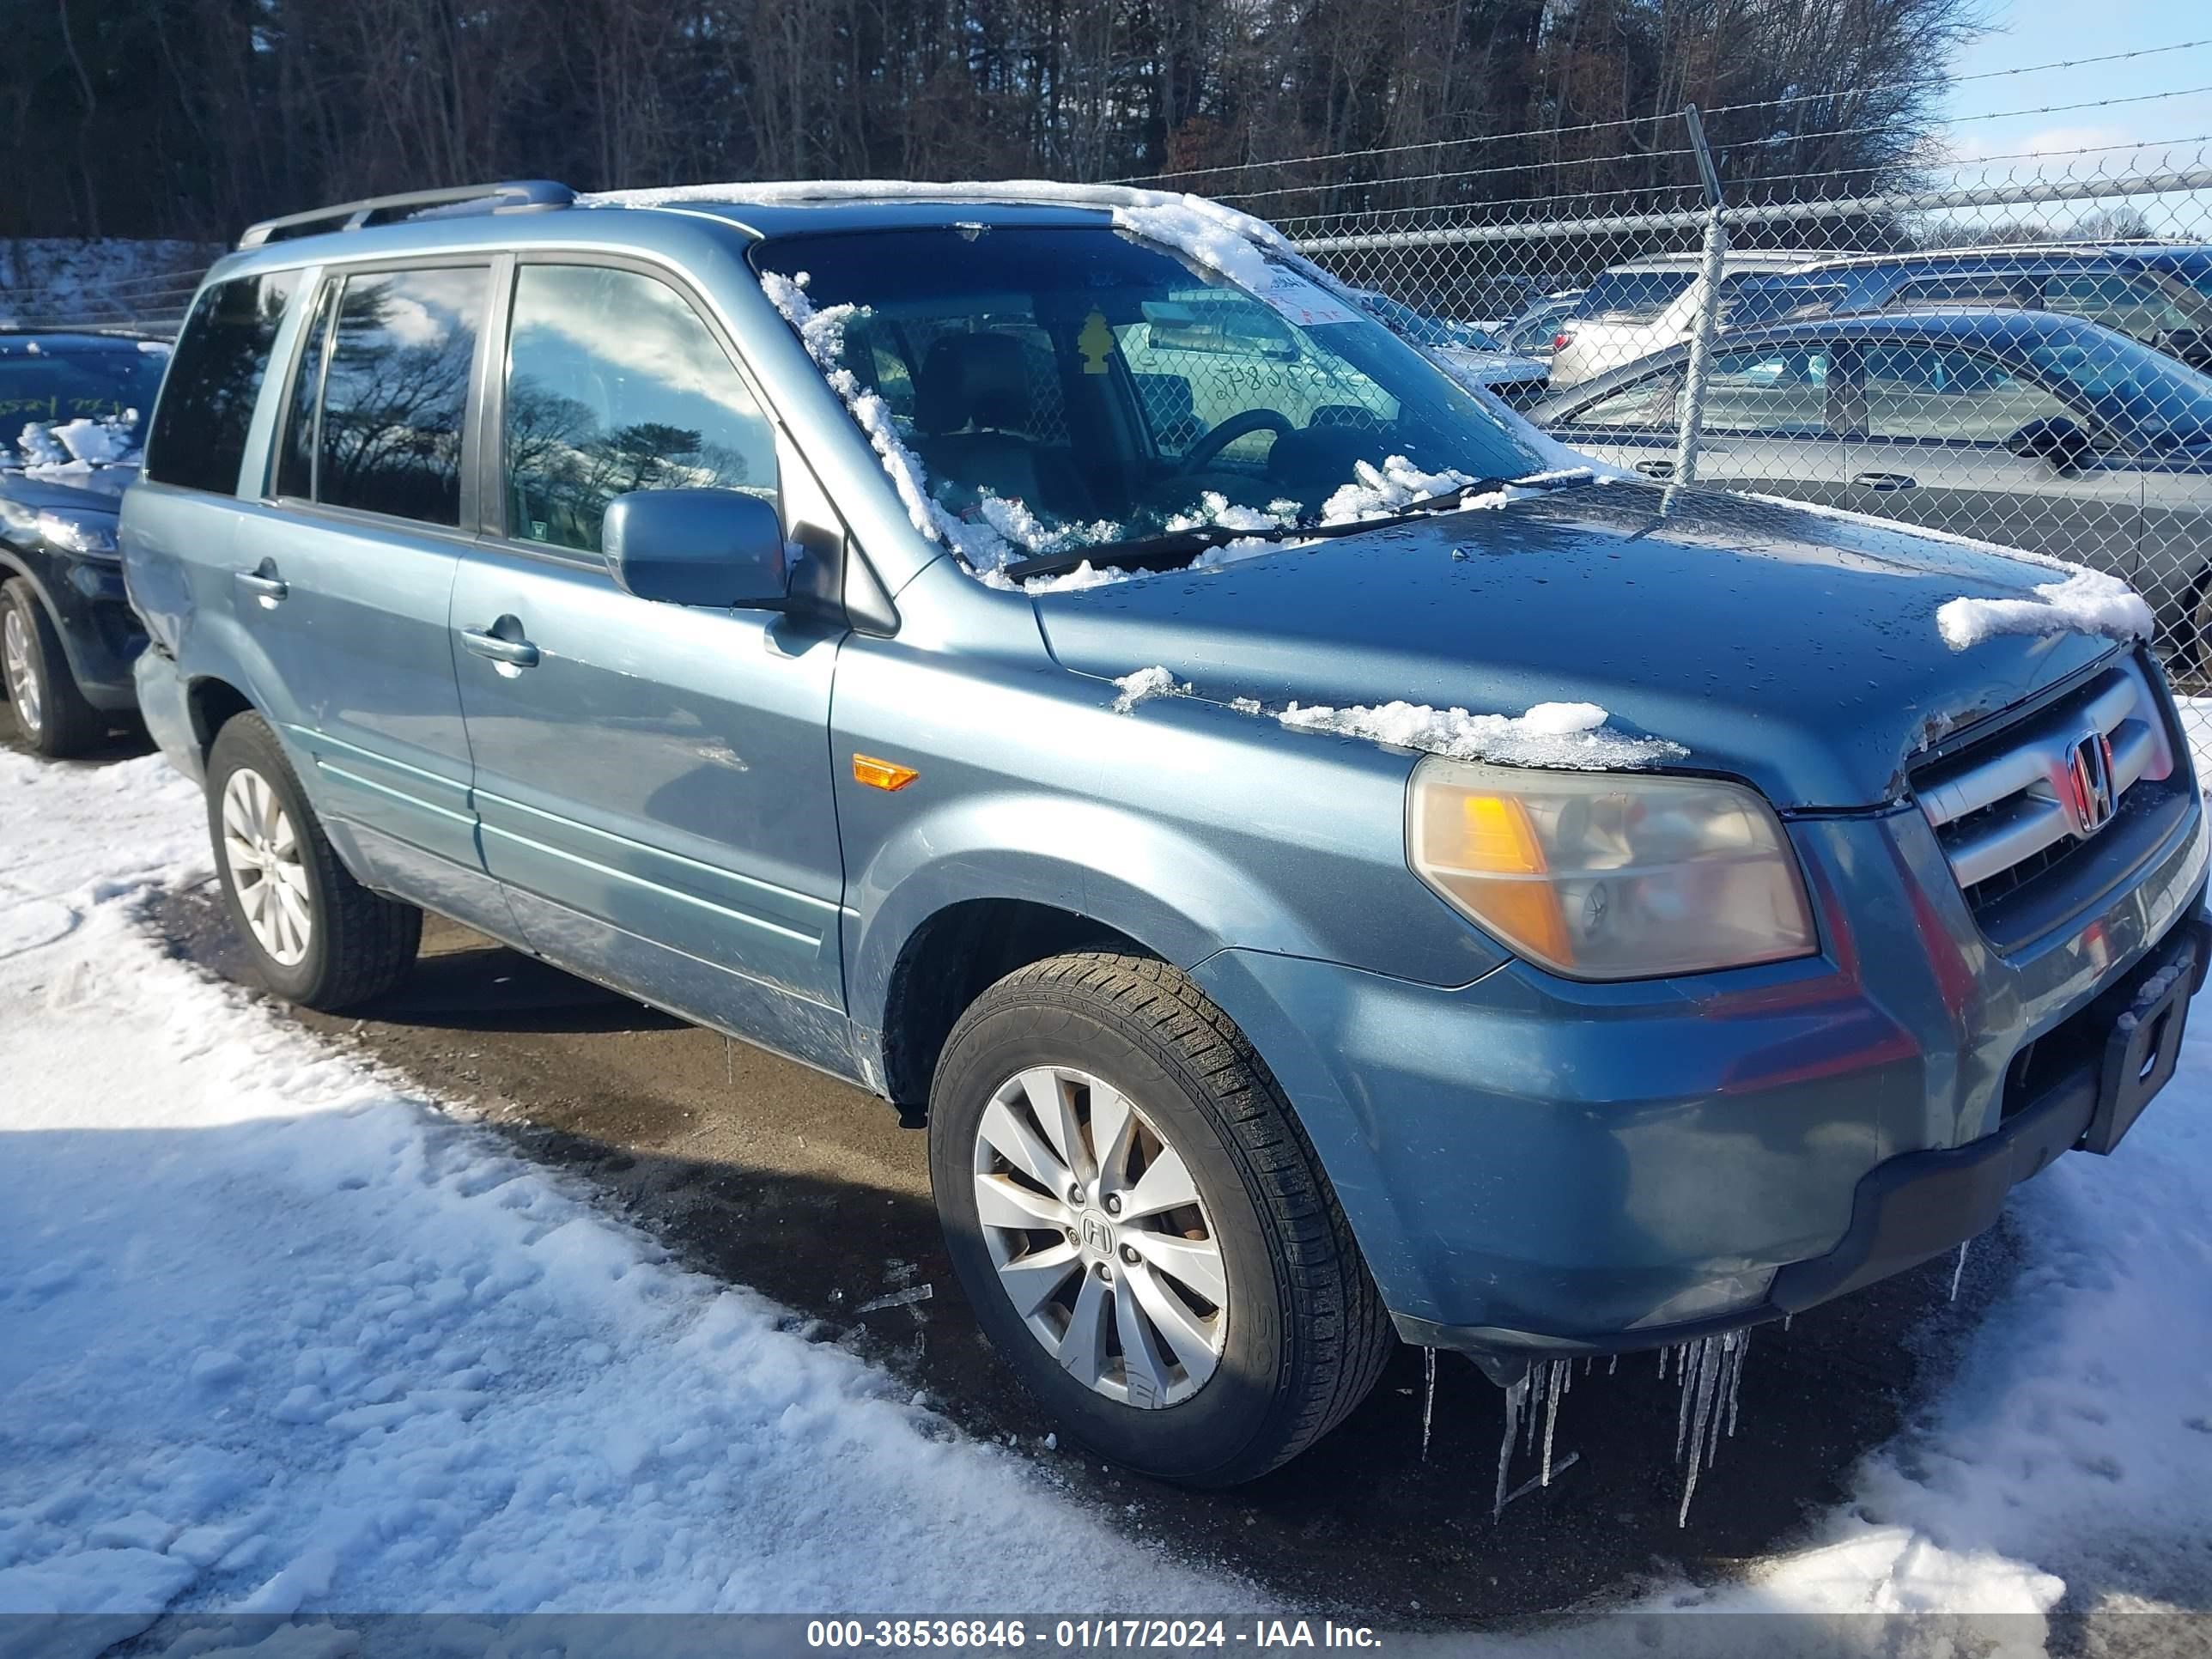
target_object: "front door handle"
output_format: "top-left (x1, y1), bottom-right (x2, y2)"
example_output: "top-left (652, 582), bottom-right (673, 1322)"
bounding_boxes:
top-left (459, 625), bottom-right (540, 670)
top-left (1851, 471), bottom-right (1918, 491)
top-left (1634, 459), bottom-right (1676, 479)
top-left (234, 565), bottom-right (289, 607)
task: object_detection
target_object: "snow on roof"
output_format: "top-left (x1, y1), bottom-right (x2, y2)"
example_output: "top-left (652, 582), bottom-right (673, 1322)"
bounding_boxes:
top-left (581, 179), bottom-right (1292, 288)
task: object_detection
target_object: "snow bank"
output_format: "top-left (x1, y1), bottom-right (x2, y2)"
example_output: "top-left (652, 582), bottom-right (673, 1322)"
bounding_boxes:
top-left (0, 752), bottom-right (1258, 1620)
top-left (1936, 569), bottom-right (2154, 652)
top-left (1276, 698), bottom-right (1689, 769)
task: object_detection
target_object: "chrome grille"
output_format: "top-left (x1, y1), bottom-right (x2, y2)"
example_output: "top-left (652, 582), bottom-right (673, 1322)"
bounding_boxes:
top-left (1917, 657), bottom-right (2176, 900)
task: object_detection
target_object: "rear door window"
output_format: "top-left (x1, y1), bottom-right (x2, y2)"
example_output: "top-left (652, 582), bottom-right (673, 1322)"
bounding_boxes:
top-left (144, 270), bottom-right (301, 494)
top-left (501, 263), bottom-right (778, 555)
top-left (309, 266), bottom-right (489, 526)
top-left (1700, 344), bottom-right (1835, 434)
top-left (1575, 270), bottom-right (1698, 320)
top-left (1860, 343), bottom-right (2071, 442)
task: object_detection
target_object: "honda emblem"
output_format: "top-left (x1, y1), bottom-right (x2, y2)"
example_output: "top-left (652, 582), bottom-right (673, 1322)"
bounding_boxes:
top-left (2064, 731), bottom-right (2118, 836)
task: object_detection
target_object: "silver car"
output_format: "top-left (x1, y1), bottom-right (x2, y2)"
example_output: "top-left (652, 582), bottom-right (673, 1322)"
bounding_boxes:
top-left (1534, 307), bottom-right (2212, 664)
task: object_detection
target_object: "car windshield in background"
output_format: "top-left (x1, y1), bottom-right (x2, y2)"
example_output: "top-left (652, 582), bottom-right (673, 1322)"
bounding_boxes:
top-left (752, 227), bottom-right (1545, 568)
top-left (1574, 270), bottom-right (1697, 320)
top-left (0, 340), bottom-right (167, 467)
top-left (2021, 323), bottom-right (2212, 451)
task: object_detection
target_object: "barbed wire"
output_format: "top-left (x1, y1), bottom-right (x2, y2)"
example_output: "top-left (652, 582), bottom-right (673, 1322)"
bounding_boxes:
top-left (1109, 37), bottom-right (2212, 187)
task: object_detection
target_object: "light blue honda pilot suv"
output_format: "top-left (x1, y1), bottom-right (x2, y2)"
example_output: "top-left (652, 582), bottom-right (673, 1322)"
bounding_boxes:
top-left (122, 179), bottom-right (2209, 1486)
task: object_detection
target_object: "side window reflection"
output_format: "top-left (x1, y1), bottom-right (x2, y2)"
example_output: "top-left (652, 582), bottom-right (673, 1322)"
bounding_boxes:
top-left (503, 265), bottom-right (778, 554)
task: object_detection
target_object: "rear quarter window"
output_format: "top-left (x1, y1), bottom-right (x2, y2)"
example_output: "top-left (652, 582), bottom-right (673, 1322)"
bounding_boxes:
top-left (144, 270), bottom-right (301, 494)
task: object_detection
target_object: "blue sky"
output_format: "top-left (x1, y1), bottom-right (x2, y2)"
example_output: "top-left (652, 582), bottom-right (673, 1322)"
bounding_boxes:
top-left (1941, 0), bottom-right (2209, 168)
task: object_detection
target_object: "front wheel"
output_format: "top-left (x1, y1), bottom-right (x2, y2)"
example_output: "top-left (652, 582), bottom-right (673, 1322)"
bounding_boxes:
top-left (205, 713), bottom-right (422, 1009)
top-left (2, 578), bottom-right (102, 757)
top-left (928, 953), bottom-right (1393, 1485)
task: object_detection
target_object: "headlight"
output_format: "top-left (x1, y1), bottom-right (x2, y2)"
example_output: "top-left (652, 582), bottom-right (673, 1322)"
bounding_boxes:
top-left (36, 509), bottom-right (118, 559)
top-left (1408, 757), bottom-right (1816, 980)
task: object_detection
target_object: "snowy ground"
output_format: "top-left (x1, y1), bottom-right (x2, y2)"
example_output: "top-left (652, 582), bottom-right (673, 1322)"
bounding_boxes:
top-left (3, 744), bottom-right (2209, 1653)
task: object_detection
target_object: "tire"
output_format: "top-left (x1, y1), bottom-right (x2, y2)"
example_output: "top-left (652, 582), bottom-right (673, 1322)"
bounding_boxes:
top-left (928, 953), bottom-right (1394, 1486)
top-left (2, 578), bottom-right (103, 758)
top-left (205, 712), bottom-right (421, 1009)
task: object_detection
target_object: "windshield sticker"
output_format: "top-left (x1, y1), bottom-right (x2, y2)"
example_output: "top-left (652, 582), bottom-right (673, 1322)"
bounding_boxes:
top-left (1248, 266), bottom-right (1363, 328)
top-left (1078, 311), bottom-right (1115, 374)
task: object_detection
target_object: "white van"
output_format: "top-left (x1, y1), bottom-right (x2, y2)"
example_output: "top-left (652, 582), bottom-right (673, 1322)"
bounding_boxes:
top-left (1548, 252), bottom-right (1817, 389)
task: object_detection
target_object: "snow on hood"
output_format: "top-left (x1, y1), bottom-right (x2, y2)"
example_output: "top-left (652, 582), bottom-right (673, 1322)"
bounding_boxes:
top-left (1037, 484), bottom-right (2127, 808)
top-left (1936, 568), bottom-right (2154, 653)
top-left (1747, 494), bottom-right (2156, 655)
top-left (1274, 697), bottom-right (1686, 769)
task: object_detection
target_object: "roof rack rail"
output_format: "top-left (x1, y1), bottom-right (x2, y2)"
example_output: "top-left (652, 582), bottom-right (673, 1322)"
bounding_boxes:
top-left (237, 180), bottom-right (575, 251)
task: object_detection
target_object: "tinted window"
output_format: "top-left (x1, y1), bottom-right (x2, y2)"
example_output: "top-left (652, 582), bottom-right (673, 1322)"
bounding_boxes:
top-left (316, 266), bottom-right (487, 525)
top-left (502, 264), bottom-right (778, 554)
top-left (1701, 344), bottom-right (1833, 434)
top-left (145, 271), bottom-right (299, 493)
top-left (1861, 343), bottom-right (2069, 442)
top-left (2041, 272), bottom-right (2191, 341)
top-left (1576, 270), bottom-right (1697, 320)
top-left (1890, 273), bottom-right (2028, 308)
top-left (1565, 374), bottom-right (1677, 428)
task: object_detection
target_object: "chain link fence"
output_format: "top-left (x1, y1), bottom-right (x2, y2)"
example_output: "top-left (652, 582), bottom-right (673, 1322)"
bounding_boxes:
top-left (1206, 122), bottom-right (2212, 755)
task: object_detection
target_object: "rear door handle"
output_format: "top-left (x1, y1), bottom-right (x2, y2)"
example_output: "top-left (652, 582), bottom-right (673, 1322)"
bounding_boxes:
top-left (234, 567), bottom-right (289, 606)
top-left (459, 625), bottom-right (540, 670)
top-left (1634, 459), bottom-right (1675, 479)
top-left (1851, 471), bottom-right (1917, 491)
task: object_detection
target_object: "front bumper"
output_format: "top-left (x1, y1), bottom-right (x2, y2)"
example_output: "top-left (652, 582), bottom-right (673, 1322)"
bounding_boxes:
top-left (1190, 782), bottom-right (2209, 1382)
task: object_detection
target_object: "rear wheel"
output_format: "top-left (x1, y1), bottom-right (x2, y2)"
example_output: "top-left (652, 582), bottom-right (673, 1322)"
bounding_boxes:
top-left (928, 953), bottom-right (1393, 1485)
top-left (2, 579), bottom-right (102, 758)
top-left (205, 713), bottom-right (421, 1009)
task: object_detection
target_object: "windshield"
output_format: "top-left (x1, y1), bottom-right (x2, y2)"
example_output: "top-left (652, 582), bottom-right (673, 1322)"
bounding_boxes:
top-left (0, 339), bottom-right (167, 467)
top-left (1574, 270), bottom-right (1698, 321)
top-left (751, 227), bottom-right (1544, 574)
top-left (2020, 323), bottom-right (2212, 451)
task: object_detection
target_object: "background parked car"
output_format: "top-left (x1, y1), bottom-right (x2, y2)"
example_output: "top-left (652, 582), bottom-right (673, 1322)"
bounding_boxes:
top-left (1348, 289), bottom-right (1553, 405)
top-left (1720, 243), bottom-right (2212, 369)
top-left (1495, 289), bottom-right (1584, 362)
top-left (1534, 307), bottom-right (2212, 661)
top-left (1, 328), bottom-right (167, 755)
top-left (1547, 252), bottom-right (1815, 389)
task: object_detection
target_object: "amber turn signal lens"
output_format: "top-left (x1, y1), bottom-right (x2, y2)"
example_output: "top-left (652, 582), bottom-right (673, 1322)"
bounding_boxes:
top-left (853, 754), bottom-right (920, 792)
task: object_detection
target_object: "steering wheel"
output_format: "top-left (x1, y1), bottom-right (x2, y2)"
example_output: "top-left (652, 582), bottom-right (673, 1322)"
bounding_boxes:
top-left (1177, 408), bottom-right (1295, 473)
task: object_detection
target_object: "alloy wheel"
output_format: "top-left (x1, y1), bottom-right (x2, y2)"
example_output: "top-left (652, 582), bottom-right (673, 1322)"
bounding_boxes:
top-left (221, 767), bottom-right (313, 966)
top-left (971, 1065), bottom-right (1228, 1408)
top-left (3, 607), bottom-right (41, 736)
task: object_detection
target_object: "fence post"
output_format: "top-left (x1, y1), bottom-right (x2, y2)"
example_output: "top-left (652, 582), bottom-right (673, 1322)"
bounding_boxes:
top-left (1670, 105), bottom-right (1728, 488)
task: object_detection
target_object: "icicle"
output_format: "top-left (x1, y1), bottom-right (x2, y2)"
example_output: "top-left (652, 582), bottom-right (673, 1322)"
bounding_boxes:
top-left (1420, 1346), bottom-right (1437, 1460)
top-left (1523, 1364), bottom-right (1544, 1455)
top-left (1678, 1337), bottom-right (1723, 1526)
top-left (1607, 1353), bottom-right (1619, 1376)
top-left (1674, 1338), bottom-right (1700, 1460)
top-left (1783, 1313), bottom-right (1793, 1332)
top-left (1949, 1240), bottom-right (1971, 1302)
top-left (1540, 1360), bottom-right (1565, 1485)
top-left (1723, 1333), bottom-right (1748, 1438)
top-left (1493, 1373), bottom-right (1528, 1520)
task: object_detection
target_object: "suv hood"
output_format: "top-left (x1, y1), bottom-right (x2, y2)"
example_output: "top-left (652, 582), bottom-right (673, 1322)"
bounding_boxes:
top-left (0, 463), bottom-right (135, 514)
top-left (1033, 480), bottom-right (2120, 809)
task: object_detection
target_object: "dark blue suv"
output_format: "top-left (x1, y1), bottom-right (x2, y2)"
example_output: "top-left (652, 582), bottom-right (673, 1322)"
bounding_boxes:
top-left (1726, 243), bottom-right (2212, 369)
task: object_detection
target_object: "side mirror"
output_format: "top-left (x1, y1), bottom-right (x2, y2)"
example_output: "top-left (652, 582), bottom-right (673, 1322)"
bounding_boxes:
top-left (602, 488), bottom-right (787, 609)
top-left (2004, 416), bottom-right (2093, 472)
top-left (2153, 328), bottom-right (2211, 369)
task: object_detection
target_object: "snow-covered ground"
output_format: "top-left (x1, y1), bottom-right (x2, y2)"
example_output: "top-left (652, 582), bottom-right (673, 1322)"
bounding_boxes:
top-left (3, 740), bottom-right (2209, 1650)
top-left (0, 754), bottom-right (1259, 1646)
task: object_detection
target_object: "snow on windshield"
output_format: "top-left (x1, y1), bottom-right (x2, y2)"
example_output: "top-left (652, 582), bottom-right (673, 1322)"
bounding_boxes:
top-left (9, 413), bottom-right (140, 477)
